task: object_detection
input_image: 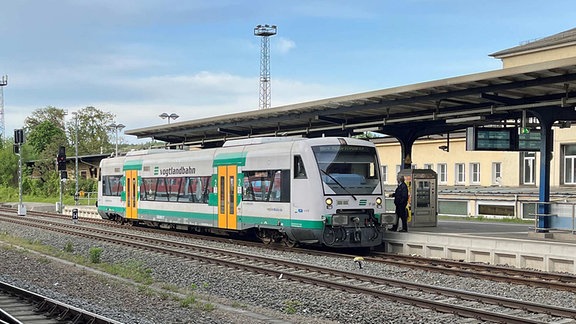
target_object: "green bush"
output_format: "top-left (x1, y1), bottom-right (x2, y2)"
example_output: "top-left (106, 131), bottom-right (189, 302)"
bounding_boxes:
top-left (0, 186), bottom-right (18, 201)
top-left (64, 241), bottom-right (74, 253)
top-left (89, 247), bottom-right (103, 263)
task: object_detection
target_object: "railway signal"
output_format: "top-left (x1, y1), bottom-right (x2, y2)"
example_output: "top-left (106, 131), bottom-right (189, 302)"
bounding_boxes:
top-left (57, 146), bottom-right (66, 172)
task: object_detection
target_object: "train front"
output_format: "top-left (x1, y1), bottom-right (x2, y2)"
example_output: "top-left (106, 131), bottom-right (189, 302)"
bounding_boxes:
top-left (312, 139), bottom-right (394, 248)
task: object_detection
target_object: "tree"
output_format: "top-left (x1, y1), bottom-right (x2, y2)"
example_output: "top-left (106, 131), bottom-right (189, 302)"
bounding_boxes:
top-left (66, 106), bottom-right (115, 155)
top-left (24, 106), bottom-right (67, 161)
top-left (0, 139), bottom-right (19, 187)
top-left (24, 106), bottom-right (67, 131)
top-left (27, 120), bottom-right (67, 154)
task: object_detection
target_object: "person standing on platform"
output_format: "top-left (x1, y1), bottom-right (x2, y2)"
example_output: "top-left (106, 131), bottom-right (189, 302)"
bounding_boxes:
top-left (389, 175), bottom-right (409, 232)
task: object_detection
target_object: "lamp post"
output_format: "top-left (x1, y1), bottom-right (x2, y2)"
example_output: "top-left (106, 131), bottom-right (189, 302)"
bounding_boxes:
top-left (159, 113), bottom-right (179, 124)
top-left (108, 123), bottom-right (125, 156)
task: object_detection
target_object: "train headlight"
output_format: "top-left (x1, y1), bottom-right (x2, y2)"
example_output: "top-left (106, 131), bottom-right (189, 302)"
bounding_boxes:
top-left (376, 197), bottom-right (382, 206)
top-left (325, 197), bottom-right (333, 209)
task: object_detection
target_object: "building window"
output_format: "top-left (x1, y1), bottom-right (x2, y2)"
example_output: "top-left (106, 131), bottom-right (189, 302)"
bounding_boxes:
top-left (492, 162), bottom-right (502, 185)
top-left (396, 165), bottom-right (401, 175)
top-left (381, 165), bottom-right (388, 184)
top-left (455, 163), bottom-right (465, 185)
top-left (563, 144), bottom-right (576, 184)
top-left (470, 163), bottom-right (480, 184)
top-left (437, 163), bottom-right (447, 184)
top-left (521, 152), bottom-right (536, 185)
top-left (423, 163), bottom-right (433, 170)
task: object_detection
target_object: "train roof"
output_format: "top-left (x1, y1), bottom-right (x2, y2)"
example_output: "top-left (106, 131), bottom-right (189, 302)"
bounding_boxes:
top-left (222, 136), bottom-right (304, 147)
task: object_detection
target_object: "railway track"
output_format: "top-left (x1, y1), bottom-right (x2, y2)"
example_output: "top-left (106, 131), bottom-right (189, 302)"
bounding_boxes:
top-left (5, 208), bottom-right (576, 293)
top-left (368, 252), bottom-right (576, 292)
top-left (1, 212), bottom-right (576, 323)
top-left (0, 280), bottom-right (122, 324)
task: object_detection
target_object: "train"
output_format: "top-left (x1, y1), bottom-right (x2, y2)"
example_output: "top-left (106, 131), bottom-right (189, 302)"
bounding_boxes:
top-left (97, 136), bottom-right (396, 249)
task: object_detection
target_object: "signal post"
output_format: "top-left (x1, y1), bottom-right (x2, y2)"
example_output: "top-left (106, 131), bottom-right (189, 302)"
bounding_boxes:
top-left (57, 146), bottom-right (67, 214)
top-left (14, 129), bottom-right (25, 216)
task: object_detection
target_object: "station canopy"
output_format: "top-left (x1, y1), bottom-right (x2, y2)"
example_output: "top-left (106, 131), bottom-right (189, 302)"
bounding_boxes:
top-left (126, 57), bottom-right (576, 148)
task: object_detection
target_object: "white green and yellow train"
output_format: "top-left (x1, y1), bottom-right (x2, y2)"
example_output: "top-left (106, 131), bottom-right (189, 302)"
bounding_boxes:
top-left (97, 137), bottom-right (395, 248)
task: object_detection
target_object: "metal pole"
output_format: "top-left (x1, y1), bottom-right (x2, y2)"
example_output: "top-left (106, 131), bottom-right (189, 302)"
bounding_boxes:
top-left (75, 113), bottom-right (79, 205)
top-left (115, 128), bottom-right (119, 156)
top-left (59, 173), bottom-right (63, 214)
top-left (17, 143), bottom-right (25, 216)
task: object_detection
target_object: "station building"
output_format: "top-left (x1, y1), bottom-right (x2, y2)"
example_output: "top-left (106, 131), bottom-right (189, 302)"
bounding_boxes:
top-left (375, 28), bottom-right (576, 219)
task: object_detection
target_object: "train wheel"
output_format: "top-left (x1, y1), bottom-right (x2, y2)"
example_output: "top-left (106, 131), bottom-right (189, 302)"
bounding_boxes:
top-left (323, 227), bottom-right (336, 246)
top-left (283, 236), bottom-right (298, 248)
top-left (257, 229), bottom-right (273, 245)
top-left (261, 237), bottom-right (273, 245)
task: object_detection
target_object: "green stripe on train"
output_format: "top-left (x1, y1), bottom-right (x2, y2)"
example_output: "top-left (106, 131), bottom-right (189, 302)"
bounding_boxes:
top-left (213, 152), bottom-right (247, 166)
top-left (98, 205), bottom-right (125, 213)
top-left (238, 215), bottom-right (324, 229)
top-left (123, 160), bottom-right (143, 171)
top-left (98, 205), bottom-right (323, 229)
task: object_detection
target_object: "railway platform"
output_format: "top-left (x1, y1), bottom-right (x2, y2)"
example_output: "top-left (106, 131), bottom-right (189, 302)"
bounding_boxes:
top-left (382, 219), bottom-right (576, 274)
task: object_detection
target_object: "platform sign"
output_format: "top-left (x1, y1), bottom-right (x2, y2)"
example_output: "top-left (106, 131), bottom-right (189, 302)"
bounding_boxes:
top-left (467, 127), bottom-right (543, 151)
top-left (518, 131), bottom-right (541, 151)
top-left (466, 127), bottom-right (514, 151)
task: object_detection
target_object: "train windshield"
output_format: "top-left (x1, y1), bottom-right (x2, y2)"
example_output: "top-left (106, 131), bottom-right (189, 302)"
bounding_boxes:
top-left (312, 145), bottom-right (381, 195)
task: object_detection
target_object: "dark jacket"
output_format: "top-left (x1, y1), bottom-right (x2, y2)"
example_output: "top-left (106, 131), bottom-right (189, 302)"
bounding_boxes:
top-left (393, 181), bottom-right (409, 208)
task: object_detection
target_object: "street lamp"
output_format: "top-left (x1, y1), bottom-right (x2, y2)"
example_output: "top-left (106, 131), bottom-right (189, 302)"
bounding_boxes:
top-left (108, 123), bottom-right (125, 156)
top-left (159, 113), bottom-right (179, 124)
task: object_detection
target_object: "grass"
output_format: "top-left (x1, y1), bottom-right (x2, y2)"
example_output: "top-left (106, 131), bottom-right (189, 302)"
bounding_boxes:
top-left (284, 300), bottom-right (300, 314)
top-left (4, 194), bottom-right (97, 206)
top-left (0, 232), bottom-right (154, 284)
top-left (0, 232), bottom-right (217, 312)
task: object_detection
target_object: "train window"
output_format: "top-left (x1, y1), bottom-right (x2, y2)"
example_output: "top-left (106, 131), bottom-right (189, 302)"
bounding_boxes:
top-left (141, 178), bottom-right (157, 201)
top-left (219, 176), bottom-right (226, 213)
top-left (229, 175), bottom-right (235, 214)
top-left (294, 155), bottom-right (307, 179)
top-left (185, 176), bottom-right (211, 203)
top-left (242, 170), bottom-right (290, 202)
top-left (140, 176), bottom-right (212, 203)
top-left (313, 145), bottom-right (382, 195)
top-left (194, 178), bottom-right (204, 202)
top-left (103, 175), bottom-right (123, 196)
top-left (167, 178), bottom-right (182, 202)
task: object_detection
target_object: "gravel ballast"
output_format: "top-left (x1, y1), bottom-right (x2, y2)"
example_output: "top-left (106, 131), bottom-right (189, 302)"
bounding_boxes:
top-left (1, 219), bottom-right (575, 324)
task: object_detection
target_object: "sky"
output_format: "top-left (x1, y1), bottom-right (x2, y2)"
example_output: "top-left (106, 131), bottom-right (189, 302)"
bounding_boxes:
top-left (1, 0), bottom-right (575, 144)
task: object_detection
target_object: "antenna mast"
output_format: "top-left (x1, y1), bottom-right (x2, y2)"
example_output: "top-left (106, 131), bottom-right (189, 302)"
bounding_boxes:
top-left (0, 75), bottom-right (7, 141)
top-left (254, 24), bottom-right (277, 109)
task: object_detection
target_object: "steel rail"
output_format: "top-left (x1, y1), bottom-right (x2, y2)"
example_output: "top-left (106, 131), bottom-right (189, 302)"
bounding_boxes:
top-left (1, 214), bottom-right (575, 323)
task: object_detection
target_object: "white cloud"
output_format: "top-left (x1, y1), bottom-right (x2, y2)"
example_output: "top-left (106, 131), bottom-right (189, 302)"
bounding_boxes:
top-left (3, 70), bottom-right (356, 144)
top-left (275, 38), bottom-right (296, 54)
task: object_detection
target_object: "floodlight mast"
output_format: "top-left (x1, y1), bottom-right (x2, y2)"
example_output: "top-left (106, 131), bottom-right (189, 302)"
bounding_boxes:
top-left (254, 24), bottom-right (277, 109)
top-left (0, 75), bottom-right (7, 142)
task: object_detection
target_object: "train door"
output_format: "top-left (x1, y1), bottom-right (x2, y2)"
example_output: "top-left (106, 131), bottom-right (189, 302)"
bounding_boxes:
top-left (125, 170), bottom-right (138, 219)
top-left (217, 165), bottom-right (238, 230)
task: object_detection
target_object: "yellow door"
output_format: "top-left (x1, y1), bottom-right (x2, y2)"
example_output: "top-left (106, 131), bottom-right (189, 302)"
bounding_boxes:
top-left (125, 170), bottom-right (138, 219)
top-left (217, 165), bottom-right (237, 230)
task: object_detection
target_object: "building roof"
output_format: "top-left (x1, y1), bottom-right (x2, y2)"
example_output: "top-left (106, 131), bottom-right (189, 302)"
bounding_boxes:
top-left (126, 56), bottom-right (576, 148)
top-left (490, 27), bottom-right (576, 58)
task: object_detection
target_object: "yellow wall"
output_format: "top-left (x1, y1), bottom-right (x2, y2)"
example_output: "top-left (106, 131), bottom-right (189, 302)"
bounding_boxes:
top-left (377, 138), bottom-right (520, 186)
top-left (501, 45), bottom-right (576, 68)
